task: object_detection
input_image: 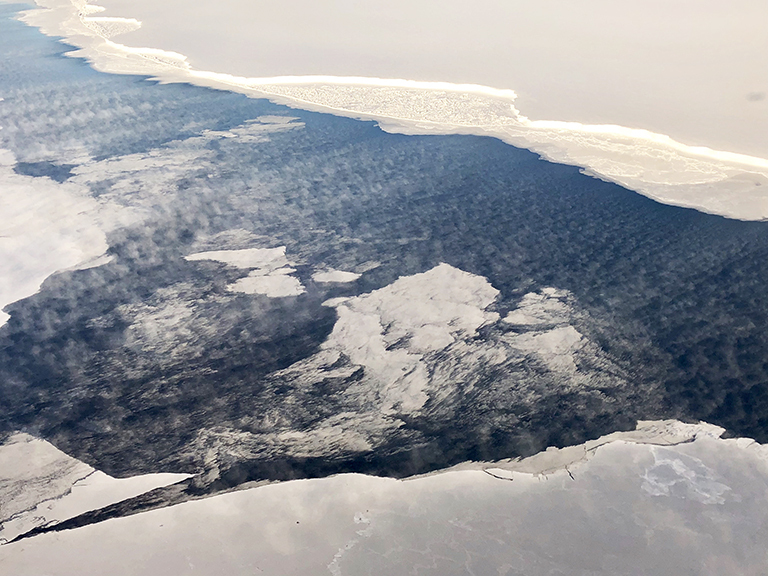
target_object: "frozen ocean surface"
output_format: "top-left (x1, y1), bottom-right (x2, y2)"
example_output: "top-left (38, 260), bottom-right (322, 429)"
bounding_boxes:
top-left (36, 0), bottom-right (768, 157)
top-left (3, 423), bottom-right (768, 575)
top-left (1, 2), bottom-right (768, 573)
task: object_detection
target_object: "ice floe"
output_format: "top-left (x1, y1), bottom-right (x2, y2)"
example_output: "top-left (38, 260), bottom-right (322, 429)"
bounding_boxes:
top-left (180, 264), bottom-right (635, 468)
top-left (503, 289), bottom-right (587, 374)
top-left (0, 150), bottom-right (110, 327)
top-left (229, 272), bottom-right (305, 298)
top-left (0, 113), bottom-right (310, 328)
top-left (0, 116), bottom-right (301, 328)
top-left (320, 263), bottom-right (500, 413)
top-left (185, 247), bottom-right (290, 271)
top-left (311, 270), bottom-right (361, 284)
top-left (185, 246), bottom-right (306, 298)
top-left (0, 433), bottom-right (189, 544)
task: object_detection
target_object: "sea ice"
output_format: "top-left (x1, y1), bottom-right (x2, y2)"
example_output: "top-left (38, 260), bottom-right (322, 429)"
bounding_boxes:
top-left (185, 247), bottom-right (290, 271)
top-left (2, 421), bottom-right (766, 575)
top-left (0, 433), bottom-right (189, 543)
top-left (185, 247), bottom-right (307, 297)
top-left (0, 150), bottom-right (110, 327)
top-left (183, 265), bottom-right (635, 469)
top-left (229, 272), bottom-right (306, 298)
top-left (320, 263), bottom-right (500, 412)
top-left (311, 270), bottom-right (361, 284)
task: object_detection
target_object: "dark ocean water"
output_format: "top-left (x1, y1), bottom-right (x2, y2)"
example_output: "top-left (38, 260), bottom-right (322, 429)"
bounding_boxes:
top-left (2, 2), bottom-right (768, 492)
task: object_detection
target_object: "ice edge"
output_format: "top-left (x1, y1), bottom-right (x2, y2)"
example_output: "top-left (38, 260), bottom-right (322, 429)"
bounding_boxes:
top-left (17, 0), bottom-right (768, 222)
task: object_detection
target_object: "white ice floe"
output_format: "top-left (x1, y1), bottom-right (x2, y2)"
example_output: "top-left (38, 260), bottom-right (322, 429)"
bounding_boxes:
top-left (4, 103), bottom-right (276, 330)
top-left (2, 421), bottom-right (767, 575)
top-left (130, 265), bottom-right (631, 469)
top-left (325, 263), bottom-right (499, 355)
top-left (0, 110), bottom-right (308, 327)
top-left (503, 287), bottom-right (571, 326)
top-left (502, 288), bottom-right (587, 374)
top-left (0, 433), bottom-right (189, 544)
top-left (185, 246), bottom-right (306, 297)
top-left (321, 263), bottom-right (499, 412)
top-left (0, 114), bottom-right (300, 327)
top-left (229, 272), bottom-right (305, 298)
top-left (0, 129), bottom-right (230, 329)
top-left (185, 247), bottom-right (290, 271)
top-left (279, 266), bottom-right (616, 430)
top-left (311, 270), bottom-right (361, 284)
top-left (260, 266), bottom-right (617, 442)
top-left (179, 264), bottom-right (511, 463)
top-left (0, 150), bottom-right (110, 327)
top-left (19, 0), bottom-right (768, 221)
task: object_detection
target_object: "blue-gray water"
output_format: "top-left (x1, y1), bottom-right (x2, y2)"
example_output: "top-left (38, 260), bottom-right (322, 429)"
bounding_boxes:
top-left (2, 0), bottom-right (768, 503)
